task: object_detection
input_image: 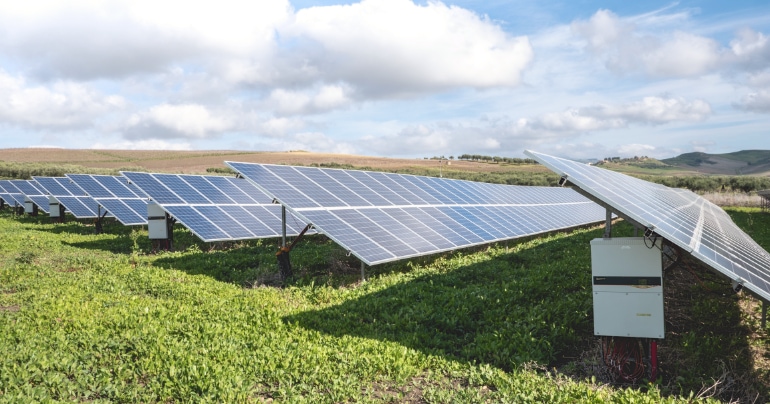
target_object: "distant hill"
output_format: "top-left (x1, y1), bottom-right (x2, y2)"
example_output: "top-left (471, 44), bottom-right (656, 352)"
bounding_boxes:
top-left (662, 150), bottom-right (770, 175)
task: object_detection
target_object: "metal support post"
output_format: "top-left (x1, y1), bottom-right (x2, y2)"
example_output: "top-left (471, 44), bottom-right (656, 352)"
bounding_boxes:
top-left (361, 261), bottom-right (366, 282)
top-left (603, 208), bottom-right (612, 239)
top-left (763, 300), bottom-right (767, 329)
top-left (281, 206), bottom-right (287, 248)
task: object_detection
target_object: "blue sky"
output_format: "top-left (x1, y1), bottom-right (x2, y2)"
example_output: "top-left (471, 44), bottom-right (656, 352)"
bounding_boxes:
top-left (1, 0), bottom-right (769, 160)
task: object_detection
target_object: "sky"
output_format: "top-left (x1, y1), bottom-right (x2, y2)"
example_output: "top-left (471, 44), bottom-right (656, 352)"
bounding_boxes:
top-left (1, 0), bottom-right (769, 160)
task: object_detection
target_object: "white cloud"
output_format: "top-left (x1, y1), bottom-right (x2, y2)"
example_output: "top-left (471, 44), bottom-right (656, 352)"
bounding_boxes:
top-left (617, 143), bottom-right (656, 156)
top-left (520, 96), bottom-right (711, 133)
top-left (285, 0), bottom-right (533, 96)
top-left (735, 91), bottom-right (770, 113)
top-left (572, 10), bottom-right (722, 77)
top-left (0, 70), bottom-right (124, 129)
top-left (360, 122), bottom-right (503, 156)
top-left (268, 84), bottom-right (353, 116)
top-left (572, 9), bottom-right (631, 52)
top-left (357, 96), bottom-right (712, 157)
top-left (124, 104), bottom-right (232, 139)
top-left (259, 117), bottom-right (308, 137)
top-left (729, 29), bottom-right (770, 71)
top-left (0, 0), bottom-right (291, 80)
top-left (641, 32), bottom-right (722, 76)
top-left (587, 96), bottom-right (712, 123)
top-left (290, 132), bottom-right (357, 154)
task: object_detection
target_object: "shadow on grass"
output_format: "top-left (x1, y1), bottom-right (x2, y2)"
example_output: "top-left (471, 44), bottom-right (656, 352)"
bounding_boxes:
top-left (284, 221), bottom-right (769, 401)
top-left (286, 227), bottom-right (601, 371)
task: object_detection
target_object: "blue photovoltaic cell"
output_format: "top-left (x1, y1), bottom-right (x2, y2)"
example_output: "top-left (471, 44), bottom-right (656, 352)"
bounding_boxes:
top-left (0, 180), bottom-right (26, 206)
top-left (120, 171), bottom-right (311, 242)
top-left (205, 176), bottom-right (259, 204)
top-left (33, 177), bottom-right (103, 218)
top-left (97, 199), bottom-right (146, 225)
top-left (229, 177), bottom-right (280, 205)
top-left (525, 150), bottom-right (770, 302)
top-left (66, 174), bottom-right (147, 225)
top-left (54, 196), bottom-right (99, 218)
top-left (181, 176), bottom-right (235, 204)
top-left (10, 180), bottom-right (51, 214)
top-left (226, 161), bottom-right (608, 265)
top-left (94, 176), bottom-right (137, 198)
top-left (35, 178), bottom-right (69, 196)
top-left (68, 175), bottom-right (114, 198)
top-left (122, 173), bottom-right (183, 205)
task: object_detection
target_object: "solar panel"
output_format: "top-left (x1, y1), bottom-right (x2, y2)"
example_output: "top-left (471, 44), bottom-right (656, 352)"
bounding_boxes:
top-left (66, 174), bottom-right (148, 226)
top-left (0, 185), bottom-right (17, 206)
top-left (0, 181), bottom-right (26, 206)
top-left (120, 172), bottom-right (309, 242)
top-left (9, 180), bottom-right (50, 213)
top-left (525, 150), bottom-right (770, 302)
top-left (32, 177), bottom-right (103, 218)
top-left (225, 162), bottom-right (608, 265)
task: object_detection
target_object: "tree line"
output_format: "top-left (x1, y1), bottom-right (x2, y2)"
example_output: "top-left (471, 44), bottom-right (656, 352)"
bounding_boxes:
top-left (455, 154), bottom-right (538, 164)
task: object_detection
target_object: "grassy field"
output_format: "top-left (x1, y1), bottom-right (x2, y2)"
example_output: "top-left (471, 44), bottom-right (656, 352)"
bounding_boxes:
top-left (1, 207), bottom-right (769, 402)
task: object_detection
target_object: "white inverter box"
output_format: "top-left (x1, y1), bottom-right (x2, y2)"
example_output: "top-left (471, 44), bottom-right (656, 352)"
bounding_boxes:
top-left (591, 238), bottom-right (664, 339)
top-left (49, 196), bottom-right (61, 218)
top-left (147, 202), bottom-right (169, 239)
top-left (24, 197), bottom-right (35, 214)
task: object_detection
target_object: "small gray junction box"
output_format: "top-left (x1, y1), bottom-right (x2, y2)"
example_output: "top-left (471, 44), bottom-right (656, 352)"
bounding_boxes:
top-left (591, 237), bottom-right (664, 339)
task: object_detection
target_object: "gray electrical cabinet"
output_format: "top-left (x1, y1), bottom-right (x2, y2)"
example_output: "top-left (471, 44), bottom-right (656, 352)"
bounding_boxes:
top-left (24, 197), bottom-right (35, 214)
top-left (49, 196), bottom-right (61, 218)
top-left (591, 237), bottom-right (664, 339)
top-left (147, 202), bottom-right (169, 239)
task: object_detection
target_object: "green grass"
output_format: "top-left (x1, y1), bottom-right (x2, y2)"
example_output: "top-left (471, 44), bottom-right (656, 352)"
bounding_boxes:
top-left (1, 209), bottom-right (768, 402)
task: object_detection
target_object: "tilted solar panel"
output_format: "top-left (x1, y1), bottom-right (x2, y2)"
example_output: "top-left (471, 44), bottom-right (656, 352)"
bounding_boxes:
top-left (120, 172), bottom-right (310, 242)
top-left (66, 174), bottom-right (148, 226)
top-left (0, 181), bottom-right (26, 206)
top-left (226, 162), bottom-right (607, 266)
top-left (10, 180), bottom-right (50, 214)
top-left (0, 182), bottom-right (14, 206)
top-left (525, 150), bottom-right (770, 302)
top-left (33, 177), bottom-right (103, 218)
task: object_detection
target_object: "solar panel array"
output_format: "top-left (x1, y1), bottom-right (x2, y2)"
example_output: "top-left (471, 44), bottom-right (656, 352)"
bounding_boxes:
top-left (67, 174), bottom-right (148, 226)
top-left (121, 172), bottom-right (309, 242)
top-left (525, 150), bottom-right (770, 302)
top-left (226, 162), bottom-right (608, 265)
top-left (0, 180), bottom-right (26, 206)
top-left (11, 180), bottom-right (50, 214)
top-left (33, 177), bottom-right (103, 218)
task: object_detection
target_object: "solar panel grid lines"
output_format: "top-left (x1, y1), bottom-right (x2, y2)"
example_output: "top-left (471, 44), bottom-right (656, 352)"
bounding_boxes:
top-left (66, 174), bottom-right (149, 226)
top-left (119, 171), bottom-right (311, 242)
top-left (525, 149), bottom-right (770, 302)
top-left (0, 180), bottom-right (28, 206)
top-left (33, 177), bottom-right (105, 218)
top-left (226, 161), bottom-right (608, 265)
top-left (10, 179), bottom-right (51, 214)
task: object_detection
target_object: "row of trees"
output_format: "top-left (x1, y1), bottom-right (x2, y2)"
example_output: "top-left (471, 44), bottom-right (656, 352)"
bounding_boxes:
top-left (455, 154), bottom-right (538, 164)
top-left (642, 175), bottom-right (770, 193)
top-left (0, 162), bottom-right (123, 179)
